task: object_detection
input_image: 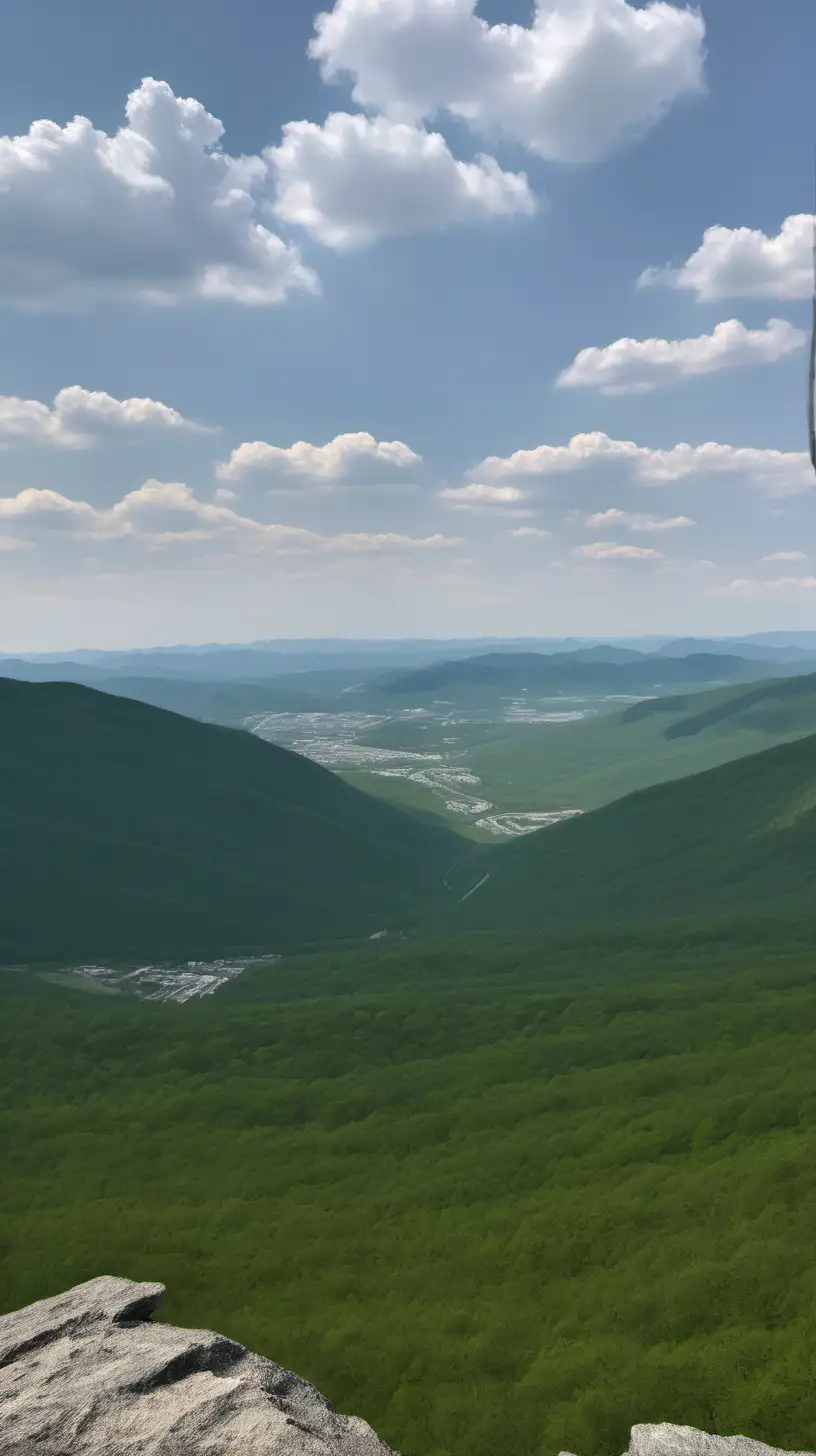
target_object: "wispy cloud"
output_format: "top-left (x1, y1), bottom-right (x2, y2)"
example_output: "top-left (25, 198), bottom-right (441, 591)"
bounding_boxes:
top-left (572, 541), bottom-right (663, 561)
top-left (584, 508), bottom-right (696, 532)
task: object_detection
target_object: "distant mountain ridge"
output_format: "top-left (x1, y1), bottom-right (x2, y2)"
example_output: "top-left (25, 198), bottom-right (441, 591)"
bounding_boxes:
top-left (5, 633), bottom-right (816, 685)
top-left (9, 645), bottom-right (812, 726)
top-left (377, 650), bottom-right (801, 703)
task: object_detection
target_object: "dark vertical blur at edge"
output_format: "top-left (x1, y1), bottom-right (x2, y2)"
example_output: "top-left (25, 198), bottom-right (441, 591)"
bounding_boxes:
top-left (809, 153), bottom-right (816, 476)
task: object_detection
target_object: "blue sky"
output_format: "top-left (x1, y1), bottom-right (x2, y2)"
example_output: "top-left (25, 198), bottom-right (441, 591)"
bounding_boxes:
top-left (0, 0), bottom-right (814, 649)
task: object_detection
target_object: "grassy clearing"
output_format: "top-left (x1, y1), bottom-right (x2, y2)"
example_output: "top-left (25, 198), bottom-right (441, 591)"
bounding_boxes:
top-left (35, 971), bottom-right (121, 996)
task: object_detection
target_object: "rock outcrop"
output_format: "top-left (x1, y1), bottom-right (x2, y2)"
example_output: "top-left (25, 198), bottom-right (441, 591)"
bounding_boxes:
top-left (563, 1431), bottom-right (814, 1456)
top-left (0, 1276), bottom-right (399, 1454)
top-left (1, 1277), bottom-right (813, 1456)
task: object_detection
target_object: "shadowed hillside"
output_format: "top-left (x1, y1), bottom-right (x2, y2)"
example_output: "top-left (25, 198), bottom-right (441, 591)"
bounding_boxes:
top-left (0, 678), bottom-right (464, 962)
top-left (455, 729), bottom-right (816, 930)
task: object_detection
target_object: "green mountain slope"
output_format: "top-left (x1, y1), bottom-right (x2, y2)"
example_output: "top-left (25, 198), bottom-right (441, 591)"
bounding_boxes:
top-left (0, 678), bottom-right (464, 962)
top-left (466, 672), bottom-right (816, 812)
top-left (455, 729), bottom-right (816, 930)
top-left (0, 662), bottom-right (370, 723)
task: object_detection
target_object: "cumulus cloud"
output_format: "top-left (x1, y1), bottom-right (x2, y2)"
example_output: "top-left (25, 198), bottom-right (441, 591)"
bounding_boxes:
top-left (640, 215), bottom-right (814, 300)
top-left (0, 481), bottom-right (309, 547)
top-left (0, 386), bottom-right (208, 448)
top-left (584, 508), bottom-right (695, 531)
top-left (217, 431), bottom-right (421, 485)
top-left (271, 112), bottom-right (534, 247)
top-left (573, 541), bottom-right (663, 560)
top-left (556, 319), bottom-right (804, 395)
top-left (508, 525), bottom-right (551, 538)
top-left (0, 480), bottom-right (460, 555)
top-left (0, 78), bottom-right (317, 308)
top-left (761, 550), bottom-right (807, 562)
top-left (473, 432), bottom-right (813, 496)
top-left (438, 482), bottom-right (526, 507)
top-left (310, 0), bottom-right (705, 163)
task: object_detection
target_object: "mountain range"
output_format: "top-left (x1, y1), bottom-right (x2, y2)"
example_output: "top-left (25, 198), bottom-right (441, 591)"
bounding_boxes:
top-left (6, 650), bottom-right (816, 962)
top-left (375, 651), bottom-right (807, 705)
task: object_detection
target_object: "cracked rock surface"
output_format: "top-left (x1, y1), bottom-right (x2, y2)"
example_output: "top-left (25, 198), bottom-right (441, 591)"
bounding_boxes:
top-left (0, 1276), bottom-right (399, 1454)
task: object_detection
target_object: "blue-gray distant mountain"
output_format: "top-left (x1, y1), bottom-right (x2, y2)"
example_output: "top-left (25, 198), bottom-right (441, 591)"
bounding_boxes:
top-left (376, 650), bottom-right (798, 705)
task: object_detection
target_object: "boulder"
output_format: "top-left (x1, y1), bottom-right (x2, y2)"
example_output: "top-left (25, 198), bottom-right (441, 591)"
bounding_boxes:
top-left (0, 1275), bottom-right (399, 1454)
top-left (561, 1427), bottom-right (815, 1456)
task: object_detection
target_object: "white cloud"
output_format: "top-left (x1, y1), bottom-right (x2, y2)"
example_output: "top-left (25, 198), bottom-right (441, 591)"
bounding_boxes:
top-left (217, 431), bottom-right (421, 485)
top-left (717, 575), bottom-right (816, 596)
top-left (573, 541), bottom-right (663, 560)
top-left (0, 386), bottom-right (208, 448)
top-left (556, 319), bottom-right (804, 395)
top-left (310, 0), bottom-right (705, 163)
top-left (473, 432), bottom-right (813, 496)
top-left (325, 530), bottom-right (459, 552)
top-left (0, 78), bottom-right (317, 308)
top-left (439, 482), bottom-right (526, 507)
top-left (0, 480), bottom-right (302, 546)
top-left (0, 479), bottom-right (459, 555)
top-left (640, 214), bottom-right (814, 300)
top-left (271, 112), bottom-right (534, 248)
top-left (761, 550), bottom-right (807, 562)
top-left (0, 487), bottom-right (102, 533)
top-left (508, 525), bottom-right (551, 538)
top-left (584, 508), bottom-right (695, 531)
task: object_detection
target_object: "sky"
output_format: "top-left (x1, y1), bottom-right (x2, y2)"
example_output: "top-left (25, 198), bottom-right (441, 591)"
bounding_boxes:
top-left (0, 0), bottom-right (814, 650)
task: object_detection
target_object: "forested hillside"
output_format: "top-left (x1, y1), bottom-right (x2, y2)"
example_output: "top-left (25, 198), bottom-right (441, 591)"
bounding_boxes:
top-left (458, 729), bottom-right (816, 930)
top-left (4, 927), bottom-right (816, 1456)
top-left (465, 672), bottom-right (816, 812)
top-left (0, 678), bottom-right (462, 961)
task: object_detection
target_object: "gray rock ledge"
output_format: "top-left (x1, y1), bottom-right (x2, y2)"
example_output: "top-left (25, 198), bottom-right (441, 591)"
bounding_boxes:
top-left (561, 1426), bottom-right (814, 1456)
top-left (0, 1275), bottom-right (399, 1454)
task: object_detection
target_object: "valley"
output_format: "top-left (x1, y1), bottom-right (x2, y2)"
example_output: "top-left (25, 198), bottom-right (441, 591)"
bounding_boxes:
top-left (244, 669), bottom-right (816, 836)
top-left (5, 640), bottom-right (816, 1456)
top-left (244, 695), bottom-right (633, 835)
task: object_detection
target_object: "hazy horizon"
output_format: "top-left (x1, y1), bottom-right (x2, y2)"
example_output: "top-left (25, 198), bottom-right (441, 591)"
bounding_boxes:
top-left (8, 629), bottom-right (816, 659)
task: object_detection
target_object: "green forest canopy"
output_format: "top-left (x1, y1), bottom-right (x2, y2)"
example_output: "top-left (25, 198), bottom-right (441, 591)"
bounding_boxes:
top-left (4, 925), bottom-right (816, 1456)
